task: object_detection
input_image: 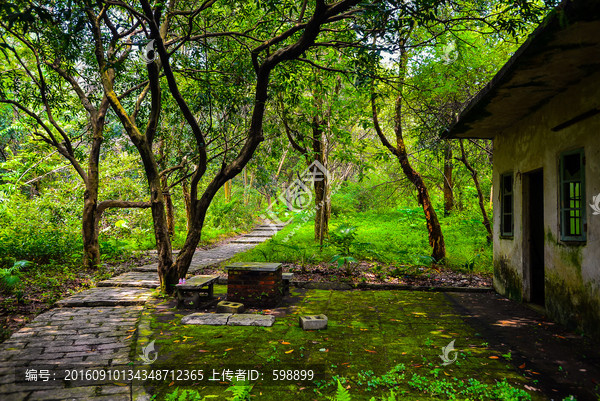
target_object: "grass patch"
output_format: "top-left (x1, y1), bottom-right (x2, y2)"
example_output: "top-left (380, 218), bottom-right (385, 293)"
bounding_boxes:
top-left (232, 209), bottom-right (492, 273)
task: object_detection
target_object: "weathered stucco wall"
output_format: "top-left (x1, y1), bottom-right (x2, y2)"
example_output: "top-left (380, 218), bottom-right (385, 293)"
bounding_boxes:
top-left (493, 70), bottom-right (600, 339)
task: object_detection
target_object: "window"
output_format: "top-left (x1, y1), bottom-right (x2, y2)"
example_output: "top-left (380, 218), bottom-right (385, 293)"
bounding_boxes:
top-left (500, 173), bottom-right (514, 237)
top-left (560, 148), bottom-right (586, 242)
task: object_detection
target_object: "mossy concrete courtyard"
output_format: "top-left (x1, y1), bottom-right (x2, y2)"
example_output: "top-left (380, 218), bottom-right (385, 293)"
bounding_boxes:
top-left (140, 286), bottom-right (554, 400)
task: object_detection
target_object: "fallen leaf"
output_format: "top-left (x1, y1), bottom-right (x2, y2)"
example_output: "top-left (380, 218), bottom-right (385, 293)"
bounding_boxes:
top-left (168, 381), bottom-right (175, 387)
top-left (224, 348), bottom-right (233, 352)
top-left (519, 363), bottom-right (526, 369)
top-left (199, 350), bottom-right (209, 353)
top-left (281, 341), bottom-right (291, 345)
top-left (488, 356), bottom-right (499, 359)
top-left (364, 349), bottom-right (377, 354)
top-left (114, 382), bottom-right (127, 386)
top-left (443, 371), bottom-right (450, 376)
top-left (127, 329), bottom-right (136, 332)
top-left (125, 335), bottom-right (132, 339)
top-left (285, 349), bottom-right (294, 354)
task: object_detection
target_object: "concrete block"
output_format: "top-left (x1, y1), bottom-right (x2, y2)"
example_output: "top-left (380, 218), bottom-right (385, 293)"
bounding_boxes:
top-left (217, 301), bottom-right (245, 313)
top-left (299, 314), bottom-right (328, 330)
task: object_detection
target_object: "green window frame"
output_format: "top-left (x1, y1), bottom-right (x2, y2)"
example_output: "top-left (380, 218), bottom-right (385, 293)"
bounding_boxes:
top-left (559, 148), bottom-right (586, 242)
top-left (500, 172), bottom-right (514, 238)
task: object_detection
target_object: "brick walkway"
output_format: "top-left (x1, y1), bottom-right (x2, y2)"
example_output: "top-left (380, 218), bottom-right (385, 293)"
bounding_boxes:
top-left (0, 225), bottom-right (282, 401)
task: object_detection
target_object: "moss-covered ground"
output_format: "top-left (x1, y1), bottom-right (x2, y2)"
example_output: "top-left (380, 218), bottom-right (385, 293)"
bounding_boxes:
top-left (144, 286), bottom-right (544, 400)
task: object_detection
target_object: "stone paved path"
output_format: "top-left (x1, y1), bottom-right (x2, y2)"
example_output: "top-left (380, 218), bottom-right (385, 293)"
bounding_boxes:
top-left (0, 225), bottom-right (283, 400)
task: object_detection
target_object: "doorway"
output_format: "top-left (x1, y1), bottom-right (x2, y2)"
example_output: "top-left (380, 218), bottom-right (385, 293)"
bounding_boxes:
top-left (525, 169), bottom-right (545, 305)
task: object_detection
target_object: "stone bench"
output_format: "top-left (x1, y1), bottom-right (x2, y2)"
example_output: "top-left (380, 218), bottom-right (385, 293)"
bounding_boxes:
top-left (282, 272), bottom-right (294, 295)
top-left (175, 275), bottom-right (218, 308)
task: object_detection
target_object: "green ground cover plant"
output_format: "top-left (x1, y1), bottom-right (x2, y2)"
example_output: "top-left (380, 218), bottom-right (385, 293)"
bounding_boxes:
top-left (232, 208), bottom-right (492, 273)
top-left (145, 287), bottom-right (540, 400)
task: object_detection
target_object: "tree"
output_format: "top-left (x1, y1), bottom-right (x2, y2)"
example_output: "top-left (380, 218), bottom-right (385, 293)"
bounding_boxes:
top-left (85, 0), bottom-right (364, 292)
top-left (0, 10), bottom-right (150, 268)
top-left (364, 0), bottom-right (553, 261)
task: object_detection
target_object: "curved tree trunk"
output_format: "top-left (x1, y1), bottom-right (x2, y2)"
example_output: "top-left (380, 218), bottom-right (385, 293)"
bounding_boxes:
top-left (371, 39), bottom-right (446, 262)
top-left (458, 140), bottom-right (492, 243)
top-left (443, 142), bottom-right (454, 216)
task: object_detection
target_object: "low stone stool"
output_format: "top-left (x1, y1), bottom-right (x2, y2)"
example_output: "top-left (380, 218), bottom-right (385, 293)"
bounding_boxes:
top-left (299, 314), bottom-right (328, 330)
top-left (217, 300), bottom-right (245, 313)
top-left (282, 272), bottom-right (294, 295)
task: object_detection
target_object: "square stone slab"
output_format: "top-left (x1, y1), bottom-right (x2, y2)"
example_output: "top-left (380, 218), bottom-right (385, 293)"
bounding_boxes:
top-left (227, 314), bottom-right (275, 327)
top-left (57, 287), bottom-right (155, 307)
top-left (217, 301), bottom-right (245, 313)
top-left (181, 313), bottom-right (231, 325)
top-left (300, 315), bottom-right (328, 330)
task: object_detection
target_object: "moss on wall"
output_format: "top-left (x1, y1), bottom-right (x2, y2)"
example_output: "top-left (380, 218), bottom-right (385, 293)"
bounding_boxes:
top-left (545, 273), bottom-right (600, 339)
top-left (494, 257), bottom-right (522, 302)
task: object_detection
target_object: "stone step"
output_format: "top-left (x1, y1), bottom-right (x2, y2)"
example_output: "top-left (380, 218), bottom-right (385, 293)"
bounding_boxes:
top-left (133, 265), bottom-right (157, 272)
top-left (243, 231), bottom-right (275, 237)
top-left (230, 237), bottom-right (269, 244)
top-left (98, 271), bottom-right (159, 288)
top-left (57, 287), bottom-right (155, 307)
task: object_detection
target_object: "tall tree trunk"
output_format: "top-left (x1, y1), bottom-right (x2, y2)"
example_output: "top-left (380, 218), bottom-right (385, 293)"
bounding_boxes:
top-left (82, 190), bottom-right (100, 268)
top-left (458, 140), bottom-right (492, 243)
top-left (82, 120), bottom-right (104, 268)
top-left (182, 178), bottom-right (193, 232)
top-left (371, 40), bottom-right (446, 262)
top-left (443, 142), bottom-right (454, 216)
top-left (243, 168), bottom-right (248, 205)
top-left (312, 117), bottom-right (329, 242)
top-left (223, 180), bottom-right (232, 202)
top-left (161, 175), bottom-right (175, 237)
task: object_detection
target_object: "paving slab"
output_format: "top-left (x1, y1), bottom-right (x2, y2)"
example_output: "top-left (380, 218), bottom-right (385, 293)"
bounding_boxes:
top-left (97, 271), bottom-right (159, 288)
top-left (181, 313), bottom-right (231, 325)
top-left (227, 314), bottom-right (275, 327)
top-left (0, 307), bottom-right (141, 400)
top-left (57, 287), bottom-right (155, 307)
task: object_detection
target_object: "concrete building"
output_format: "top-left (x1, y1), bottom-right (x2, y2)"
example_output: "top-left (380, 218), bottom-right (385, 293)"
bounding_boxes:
top-left (445, 0), bottom-right (600, 338)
